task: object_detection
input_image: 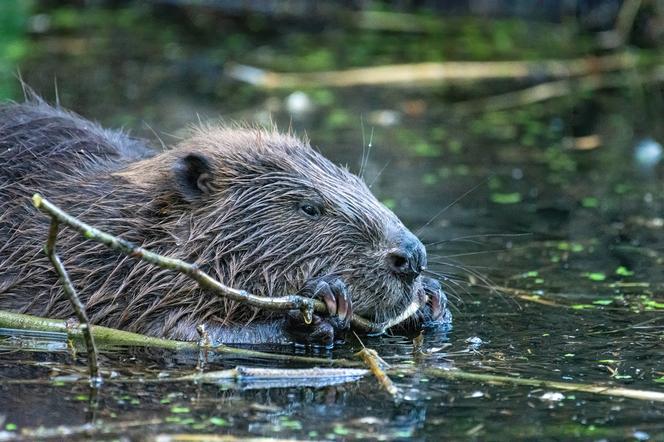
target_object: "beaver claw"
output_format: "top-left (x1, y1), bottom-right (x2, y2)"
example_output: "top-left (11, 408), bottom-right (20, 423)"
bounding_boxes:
top-left (284, 276), bottom-right (353, 347)
top-left (414, 277), bottom-right (450, 327)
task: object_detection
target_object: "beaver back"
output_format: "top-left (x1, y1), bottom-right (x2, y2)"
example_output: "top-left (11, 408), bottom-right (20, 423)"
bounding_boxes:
top-left (0, 97), bottom-right (153, 185)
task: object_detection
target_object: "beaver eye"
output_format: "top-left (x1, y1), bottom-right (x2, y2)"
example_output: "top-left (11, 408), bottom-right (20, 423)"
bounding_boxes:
top-left (299, 202), bottom-right (323, 219)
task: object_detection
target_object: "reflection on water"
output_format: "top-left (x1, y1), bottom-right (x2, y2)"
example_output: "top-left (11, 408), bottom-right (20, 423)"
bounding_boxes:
top-left (1, 1), bottom-right (663, 440)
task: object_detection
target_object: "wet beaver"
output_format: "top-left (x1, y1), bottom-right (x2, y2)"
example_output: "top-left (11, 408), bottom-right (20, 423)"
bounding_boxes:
top-left (0, 95), bottom-right (449, 346)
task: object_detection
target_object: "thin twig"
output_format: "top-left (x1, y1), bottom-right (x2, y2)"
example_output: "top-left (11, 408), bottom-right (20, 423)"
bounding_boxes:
top-left (31, 194), bottom-right (420, 334)
top-left (356, 347), bottom-right (399, 397)
top-left (43, 218), bottom-right (102, 387)
top-left (420, 368), bottom-right (664, 403)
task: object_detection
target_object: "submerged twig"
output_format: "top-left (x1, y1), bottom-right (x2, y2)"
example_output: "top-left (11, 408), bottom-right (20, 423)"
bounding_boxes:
top-left (1, 366), bottom-right (369, 389)
top-left (420, 368), bottom-right (664, 403)
top-left (0, 310), bottom-right (362, 368)
top-left (31, 194), bottom-right (419, 334)
top-left (43, 218), bottom-right (102, 387)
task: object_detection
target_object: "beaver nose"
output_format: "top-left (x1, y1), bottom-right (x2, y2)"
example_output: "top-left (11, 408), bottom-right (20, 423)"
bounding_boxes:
top-left (386, 229), bottom-right (427, 281)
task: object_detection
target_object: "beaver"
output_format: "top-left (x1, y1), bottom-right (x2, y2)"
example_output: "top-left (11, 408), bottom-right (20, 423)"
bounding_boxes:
top-left (0, 94), bottom-right (449, 346)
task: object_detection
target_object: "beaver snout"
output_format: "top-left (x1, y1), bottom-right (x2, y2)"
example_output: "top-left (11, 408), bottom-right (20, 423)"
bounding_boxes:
top-left (385, 227), bottom-right (427, 282)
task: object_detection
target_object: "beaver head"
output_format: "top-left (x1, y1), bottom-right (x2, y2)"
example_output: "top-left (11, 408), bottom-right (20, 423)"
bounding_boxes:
top-left (121, 127), bottom-right (432, 326)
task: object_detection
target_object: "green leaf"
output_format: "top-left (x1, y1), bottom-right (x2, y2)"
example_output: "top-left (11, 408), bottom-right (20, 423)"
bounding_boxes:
top-left (209, 417), bottom-right (228, 427)
top-left (584, 272), bottom-right (606, 282)
top-left (280, 419), bottom-right (302, 430)
top-left (644, 300), bottom-right (664, 309)
top-left (490, 192), bottom-right (521, 204)
top-left (592, 299), bottom-right (613, 306)
top-left (581, 197), bottom-right (599, 208)
top-left (570, 243), bottom-right (584, 253)
top-left (422, 173), bottom-right (438, 185)
top-left (615, 266), bottom-right (634, 277)
top-left (333, 425), bottom-right (351, 436)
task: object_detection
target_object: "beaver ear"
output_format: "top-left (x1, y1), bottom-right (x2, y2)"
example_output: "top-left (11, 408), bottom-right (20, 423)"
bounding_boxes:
top-left (173, 153), bottom-right (214, 201)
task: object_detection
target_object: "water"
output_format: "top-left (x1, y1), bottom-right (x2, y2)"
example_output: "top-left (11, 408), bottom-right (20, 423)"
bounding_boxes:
top-left (1, 3), bottom-right (664, 440)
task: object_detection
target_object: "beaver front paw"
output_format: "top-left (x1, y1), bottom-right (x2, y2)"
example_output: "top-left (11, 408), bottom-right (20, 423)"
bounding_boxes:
top-left (284, 276), bottom-right (353, 347)
top-left (417, 277), bottom-right (451, 326)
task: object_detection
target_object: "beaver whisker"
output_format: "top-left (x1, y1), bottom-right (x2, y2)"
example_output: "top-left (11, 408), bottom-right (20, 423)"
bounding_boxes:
top-left (427, 260), bottom-right (498, 295)
top-left (415, 177), bottom-right (491, 236)
top-left (422, 270), bottom-right (466, 304)
top-left (425, 232), bottom-right (532, 247)
top-left (431, 249), bottom-right (509, 259)
top-left (358, 122), bottom-right (374, 181)
top-left (367, 160), bottom-right (392, 190)
top-left (427, 258), bottom-right (495, 271)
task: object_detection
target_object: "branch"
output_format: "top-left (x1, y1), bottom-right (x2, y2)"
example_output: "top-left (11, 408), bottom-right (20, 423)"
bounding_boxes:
top-left (356, 347), bottom-right (398, 397)
top-left (0, 310), bottom-right (362, 367)
top-left (227, 53), bottom-right (637, 88)
top-left (31, 194), bottom-right (420, 334)
top-left (0, 366), bottom-right (369, 388)
top-left (420, 367), bottom-right (664, 403)
top-left (43, 218), bottom-right (102, 387)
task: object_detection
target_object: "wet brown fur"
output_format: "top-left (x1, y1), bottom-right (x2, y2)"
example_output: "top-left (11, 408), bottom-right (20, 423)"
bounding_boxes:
top-left (0, 96), bottom-right (426, 342)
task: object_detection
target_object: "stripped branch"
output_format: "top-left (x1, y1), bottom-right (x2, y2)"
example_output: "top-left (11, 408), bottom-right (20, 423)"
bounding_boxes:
top-left (0, 366), bottom-right (369, 388)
